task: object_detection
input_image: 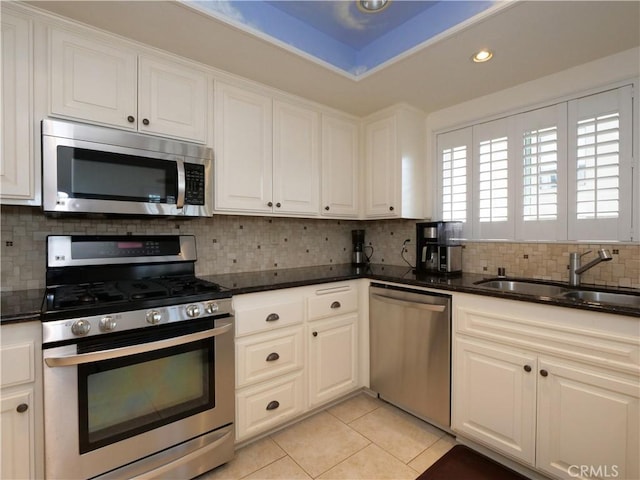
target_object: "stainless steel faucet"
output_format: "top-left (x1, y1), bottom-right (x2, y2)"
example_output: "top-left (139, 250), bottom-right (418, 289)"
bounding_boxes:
top-left (568, 249), bottom-right (613, 286)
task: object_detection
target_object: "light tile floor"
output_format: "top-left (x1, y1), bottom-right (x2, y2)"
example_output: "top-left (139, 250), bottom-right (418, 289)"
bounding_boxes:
top-left (200, 392), bottom-right (457, 480)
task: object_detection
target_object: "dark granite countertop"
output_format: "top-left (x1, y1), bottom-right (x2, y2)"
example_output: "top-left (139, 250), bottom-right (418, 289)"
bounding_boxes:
top-left (204, 263), bottom-right (640, 318)
top-left (2, 264), bottom-right (639, 325)
top-left (0, 289), bottom-right (44, 324)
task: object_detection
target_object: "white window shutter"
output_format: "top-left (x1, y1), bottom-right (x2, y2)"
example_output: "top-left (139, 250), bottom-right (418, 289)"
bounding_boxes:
top-left (437, 127), bottom-right (472, 238)
top-left (514, 104), bottom-right (568, 241)
top-left (567, 86), bottom-right (633, 241)
top-left (472, 119), bottom-right (515, 240)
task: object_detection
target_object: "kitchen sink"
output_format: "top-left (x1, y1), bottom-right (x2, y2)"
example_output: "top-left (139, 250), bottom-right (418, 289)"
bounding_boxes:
top-left (474, 279), bottom-right (570, 297)
top-left (562, 290), bottom-right (640, 308)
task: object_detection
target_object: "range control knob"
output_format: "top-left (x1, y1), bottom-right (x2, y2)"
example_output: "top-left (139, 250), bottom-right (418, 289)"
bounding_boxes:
top-left (186, 304), bottom-right (200, 318)
top-left (146, 310), bottom-right (162, 325)
top-left (99, 316), bottom-right (117, 332)
top-left (71, 319), bottom-right (91, 336)
top-left (205, 302), bottom-right (219, 315)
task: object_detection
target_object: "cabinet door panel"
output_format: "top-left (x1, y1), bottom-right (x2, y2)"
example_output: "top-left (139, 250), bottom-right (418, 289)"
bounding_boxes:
top-left (273, 100), bottom-right (320, 215)
top-left (321, 115), bottom-right (358, 217)
top-left (50, 29), bottom-right (137, 128)
top-left (537, 358), bottom-right (639, 480)
top-left (1, 13), bottom-right (33, 201)
top-left (138, 56), bottom-right (207, 142)
top-left (1, 389), bottom-right (34, 480)
top-left (214, 82), bottom-right (272, 212)
top-left (452, 337), bottom-right (536, 465)
top-left (308, 314), bottom-right (358, 407)
top-left (364, 116), bottom-right (398, 217)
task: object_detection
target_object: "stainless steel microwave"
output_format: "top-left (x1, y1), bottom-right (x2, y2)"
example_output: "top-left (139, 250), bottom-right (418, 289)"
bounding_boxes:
top-left (42, 119), bottom-right (213, 217)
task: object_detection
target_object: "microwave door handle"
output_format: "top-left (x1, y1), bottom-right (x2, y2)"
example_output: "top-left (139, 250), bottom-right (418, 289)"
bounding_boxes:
top-left (176, 158), bottom-right (185, 209)
top-left (44, 321), bottom-right (232, 367)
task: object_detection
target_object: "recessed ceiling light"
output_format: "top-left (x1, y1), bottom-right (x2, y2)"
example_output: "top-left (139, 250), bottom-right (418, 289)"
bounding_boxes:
top-left (472, 49), bottom-right (493, 63)
top-left (357, 0), bottom-right (390, 13)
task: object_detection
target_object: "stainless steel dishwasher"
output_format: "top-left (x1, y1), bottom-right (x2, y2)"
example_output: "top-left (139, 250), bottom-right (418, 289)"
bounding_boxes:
top-left (369, 283), bottom-right (451, 429)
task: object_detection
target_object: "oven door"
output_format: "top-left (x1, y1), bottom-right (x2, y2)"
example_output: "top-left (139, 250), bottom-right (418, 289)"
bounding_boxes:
top-left (43, 316), bottom-right (234, 480)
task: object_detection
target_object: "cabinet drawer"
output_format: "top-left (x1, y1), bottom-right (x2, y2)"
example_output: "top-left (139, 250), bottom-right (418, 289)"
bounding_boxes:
top-left (1, 341), bottom-right (34, 388)
top-left (236, 327), bottom-right (304, 387)
top-left (308, 285), bottom-right (357, 321)
top-left (236, 372), bottom-right (304, 442)
top-left (235, 299), bottom-right (304, 337)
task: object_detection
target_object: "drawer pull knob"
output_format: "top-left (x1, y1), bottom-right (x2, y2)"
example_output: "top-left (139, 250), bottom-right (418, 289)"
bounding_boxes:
top-left (266, 313), bottom-right (280, 322)
top-left (540, 369), bottom-right (549, 377)
top-left (266, 400), bottom-right (280, 411)
top-left (330, 301), bottom-right (341, 309)
top-left (16, 403), bottom-right (28, 413)
top-left (266, 352), bottom-right (280, 362)
top-left (523, 365), bottom-right (532, 372)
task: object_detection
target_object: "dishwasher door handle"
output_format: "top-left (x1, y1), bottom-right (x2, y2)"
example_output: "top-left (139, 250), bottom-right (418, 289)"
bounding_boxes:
top-left (370, 293), bottom-right (446, 312)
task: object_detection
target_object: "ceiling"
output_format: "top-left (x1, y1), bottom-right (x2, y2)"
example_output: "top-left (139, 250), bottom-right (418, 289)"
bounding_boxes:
top-left (185, 0), bottom-right (495, 77)
top-left (27, 1), bottom-right (640, 117)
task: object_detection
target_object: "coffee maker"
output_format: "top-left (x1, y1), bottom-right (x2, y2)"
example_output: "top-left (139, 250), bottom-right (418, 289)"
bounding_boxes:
top-left (352, 229), bottom-right (366, 265)
top-left (416, 221), bottom-right (463, 274)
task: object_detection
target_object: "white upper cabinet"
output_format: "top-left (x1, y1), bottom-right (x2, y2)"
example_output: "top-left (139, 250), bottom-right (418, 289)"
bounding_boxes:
top-left (363, 105), bottom-right (426, 219)
top-left (1, 10), bottom-right (36, 204)
top-left (273, 100), bottom-right (320, 216)
top-left (321, 114), bottom-right (359, 217)
top-left (214, 81), bottom-right (273, 213)
top-left (215, 81), bottom-right (321, 216)
top-left (49, 28), bottom-right (207, 143)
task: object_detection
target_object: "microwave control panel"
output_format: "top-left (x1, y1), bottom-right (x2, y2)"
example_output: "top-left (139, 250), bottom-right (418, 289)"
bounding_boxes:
top-left (184, 163), bottom-right (205, 205)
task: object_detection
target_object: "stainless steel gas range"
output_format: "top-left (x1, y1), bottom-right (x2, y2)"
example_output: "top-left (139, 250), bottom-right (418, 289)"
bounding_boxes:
top-left (41, 235), bottom-right (234, 480)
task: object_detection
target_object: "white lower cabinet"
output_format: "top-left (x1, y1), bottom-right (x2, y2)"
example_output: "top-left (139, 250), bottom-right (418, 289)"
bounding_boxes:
top-left (0, 322), bottom-right (43, 480)
top-left (308, 314), bottom-right (358, 407)
top-left (234, 282), bottom-right (360, 443)
top-left (452, 293), bottom-right (639, 480)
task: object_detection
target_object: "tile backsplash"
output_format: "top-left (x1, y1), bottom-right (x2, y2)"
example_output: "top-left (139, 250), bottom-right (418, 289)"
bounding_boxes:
top-left (1, 206), bottom-right (638, 291)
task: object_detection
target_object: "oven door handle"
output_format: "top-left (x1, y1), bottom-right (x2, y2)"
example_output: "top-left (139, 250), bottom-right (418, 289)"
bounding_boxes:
top-left (44, 321), bottom-right (232, 367)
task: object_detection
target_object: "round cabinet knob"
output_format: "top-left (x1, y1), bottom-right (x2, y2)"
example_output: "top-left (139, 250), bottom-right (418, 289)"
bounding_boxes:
top-left (146, 310), bottom-right (162, 325)
top-left (186, 304), bottom-right (200, 318)
top-left (205, 302), bottom-right (219, 315)
top-left (267, 201), bottom-right (273, 207)
top-left (16, 403), bottom-right (28, 413)
top-left (99, 316), bottom-right (117, 332)
top-left (325, 206), bottom-right (330, 211)
top-left (276, 202), bottom-right (281, 208)
top-left (523, 365), bottom-right (532, 372)
top-left (312, 331), bottom-right (318, 337)
top-left (540, 369), bottom-right (549, 377)
top-left (127, 115), bottom-right (135, 123)
top-left (71, 319), bottom-right (91, 336)
top-left (142, 118), bottom-right (150, 126)
top-left (389, 206), bottom-right (395, 212)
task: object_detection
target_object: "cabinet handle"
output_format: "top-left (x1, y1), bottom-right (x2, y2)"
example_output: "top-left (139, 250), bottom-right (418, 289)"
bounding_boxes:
top-left (142, 118), bottom-right (150, 126)
top-left (266, 352), bottom-right (280, 362)
top-left (266, 400), bottom-right (280, 411)
top-left (389, 206), bottom-right (395, 212)
top-left (276, 202), bottom-right (281, 208)
top-left (267, 201), bottom-right (273, 207)
top-left (265, 313), bottom-right (279, 322)
top-left (540, 369), bottom-right (549, 377)
top-left (312, 331), bottom-right (318, 337)
top-left (330, 301), bottom-right (341, 309)
top-left (325, 206), bottom-right (330, 211)
top-left (127, 115), bottom-right (135, 123)
top-left (16, 403), bottom-right (28, 413)
top-left (523, 365), bottom-right (532, 372)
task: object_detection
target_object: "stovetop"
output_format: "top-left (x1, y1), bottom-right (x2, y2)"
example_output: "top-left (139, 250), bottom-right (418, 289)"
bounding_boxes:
top-left (42, 276), bottom-right (231, 322)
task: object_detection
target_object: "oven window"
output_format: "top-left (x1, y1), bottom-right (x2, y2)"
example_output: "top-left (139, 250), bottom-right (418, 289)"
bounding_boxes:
top-left (57, 146), bottom-right (178, 204)
top-left (78, 338), bottom-right (214, 453)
